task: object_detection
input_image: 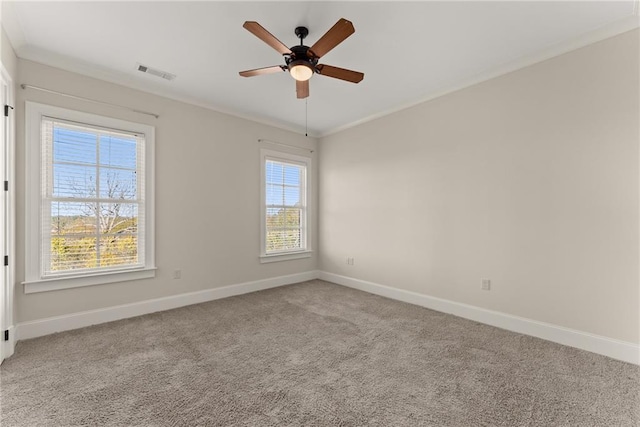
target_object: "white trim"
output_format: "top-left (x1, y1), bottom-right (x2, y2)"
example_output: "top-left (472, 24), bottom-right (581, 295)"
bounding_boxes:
top-left (23, 267), bottom-right (157, 294)
top-left (15, 48), bottom-right (320, 138)
top-left (260, 250), bottom-right (313, 264)
top-left (319, 271), bottom-right (640, 365)
top-left (260, 149), bottom-right (312, 258)
top-left (0, 65), bottom-right (15, 364)
top-left (13, 269), bottom-right (639, 365)
top-left (6, 16), bottom-right (637, 138)
top-left (16, 270), bottom-right (320, 341)
top-left (24, 102), bottom-right (155, 291)
top-left (320, 16), bottom-right (640, 137)
top-left (1, 326), bottom-right (16, 362)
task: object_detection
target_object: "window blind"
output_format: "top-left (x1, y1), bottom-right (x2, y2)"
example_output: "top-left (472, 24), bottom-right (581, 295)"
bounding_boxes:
top-left (265, 158), bottom-right (307, 254)
top-left (41, 117), bottom-right (146, 276)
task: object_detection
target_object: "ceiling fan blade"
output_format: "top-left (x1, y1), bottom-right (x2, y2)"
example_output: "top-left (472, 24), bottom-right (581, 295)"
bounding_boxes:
top-left (308, 18), bottom-right (355, 58)
top-left (316, 64), bottom-right (364, 83)
top-left (239, 66), bottom-right (285, 77)
top-left (296, 80), bottom-right (309, 99)
top-left (243, 21), bottom-right (292, 55)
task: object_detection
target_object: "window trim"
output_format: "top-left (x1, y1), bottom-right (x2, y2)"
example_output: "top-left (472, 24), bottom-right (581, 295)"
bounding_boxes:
top-left (260, 148), bottom-right (312, 263)
top-left (24, 102), bottom-right (155, 293)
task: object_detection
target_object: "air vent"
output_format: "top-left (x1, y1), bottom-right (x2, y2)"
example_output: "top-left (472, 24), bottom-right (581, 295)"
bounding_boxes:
top-left (136, 63), bottom-right (176, 81)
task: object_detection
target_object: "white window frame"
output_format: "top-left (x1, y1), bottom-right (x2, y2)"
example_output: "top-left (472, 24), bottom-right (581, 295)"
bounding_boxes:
top-left (24, 102), bottom-right (155, 293)
top-left (260, 149), bottom-right (312, 263)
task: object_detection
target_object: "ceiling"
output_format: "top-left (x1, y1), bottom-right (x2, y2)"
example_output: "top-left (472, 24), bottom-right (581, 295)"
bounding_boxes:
top-left (2, 1), bottom-right (638, 136)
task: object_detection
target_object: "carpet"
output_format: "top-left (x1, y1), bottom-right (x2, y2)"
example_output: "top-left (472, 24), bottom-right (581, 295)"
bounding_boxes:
top-left (1, 280), bottom-right (638, 426)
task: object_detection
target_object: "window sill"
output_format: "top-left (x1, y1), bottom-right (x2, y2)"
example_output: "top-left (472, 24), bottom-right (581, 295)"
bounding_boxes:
top-left (23, 267), bottom-right (157, 294)
top-left (260, 251), bottom-right (313, 264)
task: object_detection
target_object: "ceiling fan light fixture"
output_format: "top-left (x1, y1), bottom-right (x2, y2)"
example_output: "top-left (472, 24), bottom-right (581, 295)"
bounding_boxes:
top-left (239, 19), bottom-right (363, 99)
top-left (289, 61), bottom-right (313, 81)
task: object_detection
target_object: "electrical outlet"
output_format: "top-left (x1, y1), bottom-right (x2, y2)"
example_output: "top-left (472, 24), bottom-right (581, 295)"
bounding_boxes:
top-left (481, 279), bottom-right (491, 291)
top-left (346, 257), bottom-right (355, 266)
top-left (173, 269), bottom-right (182, 279)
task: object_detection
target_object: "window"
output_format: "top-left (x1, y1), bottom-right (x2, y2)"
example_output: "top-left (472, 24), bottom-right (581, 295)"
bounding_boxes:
top-left (260, 149), bottom-right (311, 262)
top-left (25, 102), bottom-right (155, 293)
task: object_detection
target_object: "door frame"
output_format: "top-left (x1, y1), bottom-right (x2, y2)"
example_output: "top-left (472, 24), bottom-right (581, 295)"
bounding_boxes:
top-left (1, 63), bottom-right (16, 363)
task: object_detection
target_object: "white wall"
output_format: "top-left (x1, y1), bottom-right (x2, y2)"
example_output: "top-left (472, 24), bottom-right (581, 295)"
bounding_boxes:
top-left (15, 59), bottom-right (318, 323)
top-left (319, 30), bottom-right (639, 344)
top-left (1, 26), bottom-right (17, 79)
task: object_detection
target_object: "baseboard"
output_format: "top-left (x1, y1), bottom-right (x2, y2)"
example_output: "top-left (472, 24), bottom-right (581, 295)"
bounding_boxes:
top-left (1, 325), bottom-right (16, 363)
top-left (15, 270), bottom-right (639, 365)
top-left (17, 270), bottom-right (320, 341)
top-left (319, 271), bottom-right (640, 365)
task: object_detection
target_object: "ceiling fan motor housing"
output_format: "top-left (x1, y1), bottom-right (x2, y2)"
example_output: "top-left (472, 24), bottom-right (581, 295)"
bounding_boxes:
top-left (286, 45), bottom-right (318, 70)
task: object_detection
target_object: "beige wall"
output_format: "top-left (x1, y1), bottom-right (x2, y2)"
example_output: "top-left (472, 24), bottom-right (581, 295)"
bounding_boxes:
top-left (9, 29), bottom-right (640, 346)
top-left (319, 30), bottom-right (639, 344)
top-left (15, 59), bottom-right (318, 322)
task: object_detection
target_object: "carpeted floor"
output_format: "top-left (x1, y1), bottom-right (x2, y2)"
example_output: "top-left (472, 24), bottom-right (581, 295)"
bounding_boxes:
top-left (1, 280), bottom-right (638, 426)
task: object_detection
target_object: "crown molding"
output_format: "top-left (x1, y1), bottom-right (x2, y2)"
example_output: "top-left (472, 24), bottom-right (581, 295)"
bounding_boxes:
top-left (7, 12), bottom-right (638, 139)
top-left (16, 47), bottom-right (321, 138)
top-left (320, 15), bottom-right (640, 138)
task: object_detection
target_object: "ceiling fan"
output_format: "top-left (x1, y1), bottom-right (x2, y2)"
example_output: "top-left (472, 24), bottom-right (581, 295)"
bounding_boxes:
top-left (239, 18), bottom-right (364, 99)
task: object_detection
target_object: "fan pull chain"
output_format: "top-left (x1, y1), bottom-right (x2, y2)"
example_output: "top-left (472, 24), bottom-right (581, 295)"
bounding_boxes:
top-left (305, 98), bottom-right (308, 137)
